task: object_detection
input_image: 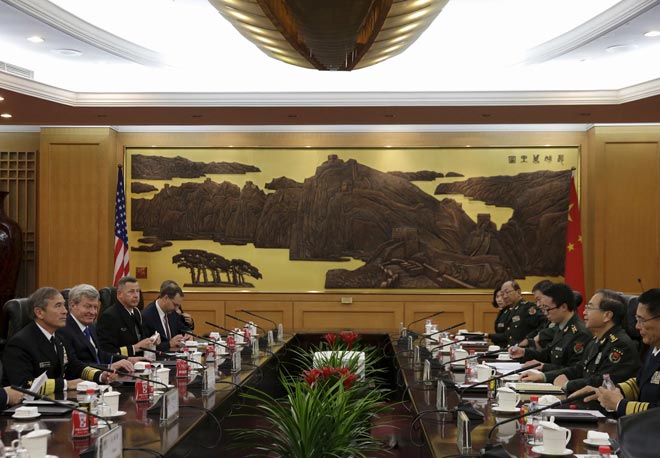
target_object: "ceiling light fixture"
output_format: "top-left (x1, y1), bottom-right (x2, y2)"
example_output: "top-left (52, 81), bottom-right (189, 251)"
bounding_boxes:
top-left (27, 36), bottom-right (44, 43)
top-left (644, 30), bottom-right (660, 38)
top-left (209, 0), bottom-right (449, 70)
top-left (0, 96), bottom-right (4, 101)
top-left (52, 49), bottom-right (83, 57)
top-left (1, 113), bottom-right (13, 118)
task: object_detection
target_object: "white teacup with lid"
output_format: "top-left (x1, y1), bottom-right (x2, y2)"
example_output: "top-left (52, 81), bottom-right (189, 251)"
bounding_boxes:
top-left (495, 386), bottom-right (520, 410)
top-left (540, 420), bottom-right (571, 454)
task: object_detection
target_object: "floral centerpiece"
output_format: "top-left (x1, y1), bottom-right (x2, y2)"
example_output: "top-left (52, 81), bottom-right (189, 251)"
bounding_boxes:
top-left (232, 332), bottom-right (392, 457)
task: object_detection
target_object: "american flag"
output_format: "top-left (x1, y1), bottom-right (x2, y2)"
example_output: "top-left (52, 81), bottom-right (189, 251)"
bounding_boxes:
top-left (113, 166), bottom-right (130, 286)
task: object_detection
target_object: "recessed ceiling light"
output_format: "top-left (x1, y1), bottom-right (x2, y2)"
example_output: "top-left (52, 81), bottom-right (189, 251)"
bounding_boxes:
top-left (27, 35), bottom-right (44, 43)
top-left (1, 113), bottom-right (12, 118)
top-left (0, 96), bottom-right (4, 101)
top-left (52, 49), bottom-right (83, 57)
top-left (644, 30), bottom-right (660, 38)
top-left (605, 44), bottom-right (636, 53)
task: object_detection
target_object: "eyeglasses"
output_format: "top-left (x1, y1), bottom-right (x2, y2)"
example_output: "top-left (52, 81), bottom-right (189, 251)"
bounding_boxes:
top-left (583, 305), bottom-right (603, 312)
top-left (635, 314), bottom-right (660, 325)
top-left (540, 306), bottom-right (559, 313)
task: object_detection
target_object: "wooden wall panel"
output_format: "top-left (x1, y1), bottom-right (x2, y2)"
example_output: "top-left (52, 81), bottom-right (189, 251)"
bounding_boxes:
top-left (601, 142), bottom-right (659, 291)
top-left (474, 302), bottom-right (499, 334)
top-left (38, 128), bottom-right (117, 288)
top-left (293, 302), bottom-right (404, 332)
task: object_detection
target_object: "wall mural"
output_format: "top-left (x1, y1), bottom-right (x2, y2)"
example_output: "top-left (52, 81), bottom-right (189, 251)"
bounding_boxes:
top-left (127, 147), bottom-right (579, 292)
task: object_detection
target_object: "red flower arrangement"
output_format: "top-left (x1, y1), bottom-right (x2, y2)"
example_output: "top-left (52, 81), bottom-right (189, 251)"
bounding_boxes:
top-left (339, 331), bottom-right (358, 349)
top-left (324, 331), bottom-right (360, 349)
top-left (303, 366), bottom-right (360, 390)
top-left (323, 333), bottom-right (337, 348)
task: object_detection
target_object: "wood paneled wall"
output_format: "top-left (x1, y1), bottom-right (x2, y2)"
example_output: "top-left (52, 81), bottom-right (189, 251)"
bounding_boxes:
top-left (1, 125), bottom-right (658, 334)
top-left (37, 128), bottom-right (117, 288)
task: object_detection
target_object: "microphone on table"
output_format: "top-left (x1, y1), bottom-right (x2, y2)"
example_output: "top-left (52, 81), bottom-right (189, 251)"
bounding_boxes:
top-left (88, 363), bottom-right (171, 392)
top-left (403, 311), bottom-right (445, 337)
top-left (204, 321), bottom-right (245, 339)
top-left (481, 390), bottom-right (596, 457)
top-left (458, 362), bottom-right (541, 396)
top-left (239, 309), bottom-right (277, 328)
top-left (226, 313), bottom-right (267, 333)
top-left (136, 347), bottom-right (205, 369)
top-left (185, 331), bottom-right (236, 372)
top-left (440, 349), bottom-right (501, 369)
top-left (11, 385), bottom-right (113, 429)
top-left (424, 321), bottom-right (467, 342)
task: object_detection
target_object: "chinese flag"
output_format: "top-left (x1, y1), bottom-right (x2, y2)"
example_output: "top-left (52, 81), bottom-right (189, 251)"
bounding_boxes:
top-left (565, 174), bottom-right (585, 316)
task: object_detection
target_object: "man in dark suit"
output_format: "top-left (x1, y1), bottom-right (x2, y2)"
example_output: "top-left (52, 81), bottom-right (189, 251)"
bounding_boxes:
top-left (2, 287), bottom-right (114, 395)
top-left (577, 288), bottom-right (660, 416)
top-left (142, 281), bottom-right (191, 352)
top-left (57, 284), bottom-right (145, 371)
top-left (97, 276), bottom-right (160, 356)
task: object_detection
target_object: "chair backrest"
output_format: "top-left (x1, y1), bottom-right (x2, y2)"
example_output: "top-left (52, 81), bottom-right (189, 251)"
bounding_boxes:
top-left (98, 285), bottom-right (145, 317)
top-left (98, 286), bottom-right (117, 317)
top-left (3, 297), bottom-right (33, 338)
top-left (620, 294), bottom-right (641, 340)
top-left (617, 407), bottom-right (660, 458)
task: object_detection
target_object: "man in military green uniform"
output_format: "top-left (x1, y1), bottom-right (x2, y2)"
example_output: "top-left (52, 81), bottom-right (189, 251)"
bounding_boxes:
top-left (500, 280), bottom-right (546, 347)
top-left (543, 290), bottom-right (640, 393)
top-left (512, 282), bottom-right (591, 375)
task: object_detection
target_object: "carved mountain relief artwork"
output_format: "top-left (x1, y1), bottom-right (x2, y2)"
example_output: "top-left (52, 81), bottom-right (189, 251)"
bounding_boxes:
top-left (129, 151), bottom-right (575, 290)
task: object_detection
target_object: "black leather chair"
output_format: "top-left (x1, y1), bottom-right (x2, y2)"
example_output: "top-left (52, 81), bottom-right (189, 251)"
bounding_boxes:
top-left (617, 407), bottom-right (660, 458)
top-left (3, 297), bottom-right (32, 339)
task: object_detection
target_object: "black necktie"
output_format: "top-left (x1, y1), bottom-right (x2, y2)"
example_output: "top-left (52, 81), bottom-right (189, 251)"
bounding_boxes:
top-left (132, 311), bottom-right (142, 340)
top-left (84, 327), bottom-right (100, 364)
top-left (50, 336), bottom-right (58, 356)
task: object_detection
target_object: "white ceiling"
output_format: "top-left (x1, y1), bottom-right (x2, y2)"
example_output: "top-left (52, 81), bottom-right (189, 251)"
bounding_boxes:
top-left (1, 0), bottom-right (660, 106)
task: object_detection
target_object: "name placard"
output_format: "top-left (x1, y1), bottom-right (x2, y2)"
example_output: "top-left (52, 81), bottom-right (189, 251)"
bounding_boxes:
top-left (97, 425), bottom-right (122, 458)
top-left (457, 411), bottom-right (471, 454)
top-left (162, 388), bottom-right (179, 422)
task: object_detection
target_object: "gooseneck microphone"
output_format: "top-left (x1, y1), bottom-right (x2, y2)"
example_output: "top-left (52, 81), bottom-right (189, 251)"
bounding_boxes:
top-left (136, 347), bottom-right (205, 368)
top-left (205, 322), bottom-right (246, 339)
top-left (406, 311), bottom-right (445, 331)
top-left (440, 349), bottom-right (501, 368)
top-left (11, 385), bottom-right (113, 430)
top-left (423, 321), bottom-right (468, 344)
top-left (458, 362), bottom-right (541, 396)
top-left (226, 314), bottom-right (267, 333)
top-left (184, 331), bottom-right (233, 351)
top-left (88, 363), bottom-right (171, 391)
top-left (486, 391), bottom-right (596, 450)
top-left (239, 309), bottom-right (277, 328)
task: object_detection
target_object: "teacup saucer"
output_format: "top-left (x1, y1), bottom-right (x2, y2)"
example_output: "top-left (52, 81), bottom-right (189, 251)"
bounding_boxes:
top-left (492, 405), bottom-right (519, 414)
top-left (105, 410), bottom-right (126, 418)
top-left (530, 445), bottom-right (573, 456)
top-left (583, 438), bottom-right (609, 447)
top-left (12, 412), bottom-right (40, 420)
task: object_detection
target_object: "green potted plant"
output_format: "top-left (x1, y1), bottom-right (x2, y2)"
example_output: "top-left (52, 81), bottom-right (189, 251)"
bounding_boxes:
top-left (232, 332), bottom-right (392, 457)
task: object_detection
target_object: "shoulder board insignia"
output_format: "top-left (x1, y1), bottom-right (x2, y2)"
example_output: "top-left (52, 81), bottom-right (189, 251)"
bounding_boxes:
top-left (609, 334), bottom-right (618, 343)
top-left (529, 306), bottom-right (536, 315)
top-left (609, 350), bottom-right (622, 363)
top-left (574, 342), bottom-right (584, 354)
top-left (571, 324), bottom-right (578, 333)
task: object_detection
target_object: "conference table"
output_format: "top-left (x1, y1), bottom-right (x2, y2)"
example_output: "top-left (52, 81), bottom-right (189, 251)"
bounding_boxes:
top-left (0, 333), bottom-right (619, 458)
top-left (393, 338), bottom-right (619, 457)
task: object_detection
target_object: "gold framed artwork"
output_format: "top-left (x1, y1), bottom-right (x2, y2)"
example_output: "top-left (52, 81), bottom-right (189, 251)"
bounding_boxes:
top-left (126, 146), bottom-right (579, 292)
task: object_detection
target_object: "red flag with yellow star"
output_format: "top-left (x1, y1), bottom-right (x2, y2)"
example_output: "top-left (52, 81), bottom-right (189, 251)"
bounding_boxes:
top-left (565, 174), bottom-right (585, 316)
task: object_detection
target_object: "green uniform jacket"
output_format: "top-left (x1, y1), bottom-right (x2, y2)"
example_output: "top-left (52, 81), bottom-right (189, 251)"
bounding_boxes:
top-left (505, 298), bottom-right (546, 346)
top-left (521, 313), bottom-right (591, 372)
top-left (544, 324), bottom-right (641, 393)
